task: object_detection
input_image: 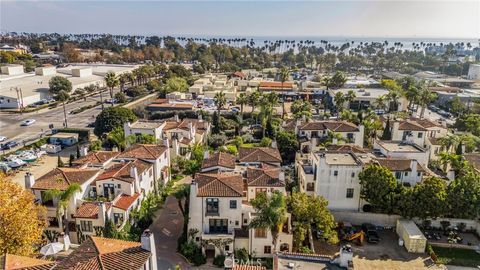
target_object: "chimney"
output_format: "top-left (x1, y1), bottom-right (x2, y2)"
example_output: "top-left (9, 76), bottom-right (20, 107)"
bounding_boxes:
top-left (98, 202), bottom-right (107, 224)
top-left (58, 232), bottom-right (71, 251)
top-left (163, 139), bottom-right (170, 149)
top-left (198, 114), bottom-right (203, 122)
top-left (172, 138), bottom-right (179, 156)
top-left (80, 145), bottom-right (88, 157)
top-left (130, 165), bottom-right (138, 179)
top-left (174, 114), bottom-right (179, 122)
top-left (279, 171), bottom-right (285, 182)
top-left (112, 146), bottom-right (119, 152)
top-left (204, 150), bottom-right (210, 159)
top-left (141, 229), bottom-right (158, 270)
top-left (271, 140), bottom-right (277, 148)
top-left (24, 172), bottom-right (35, 189)
top-left (302, 114), bottom-right (306, 122)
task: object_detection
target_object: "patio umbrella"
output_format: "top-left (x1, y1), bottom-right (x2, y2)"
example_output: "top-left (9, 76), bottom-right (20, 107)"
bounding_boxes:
top-left (40, 242), bottom-right (64, 256)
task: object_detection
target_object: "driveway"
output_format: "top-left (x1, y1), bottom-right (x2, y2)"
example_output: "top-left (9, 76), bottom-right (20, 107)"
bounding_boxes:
top-left (150, 176), bottom-right (193, 270)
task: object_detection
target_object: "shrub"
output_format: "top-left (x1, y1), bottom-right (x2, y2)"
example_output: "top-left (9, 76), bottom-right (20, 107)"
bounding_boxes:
top-left (114, 92), bottom-right (128, 103)
top-left (213, 255), bottom-right (226, 267)
top-left (241, 134), bottom-right (254, 143)
top-left (260, 137), bottom-right (272, 147)
top-left (208, 134), bottom-right (228, 149)
top-left (180, 241), bottom-right (206, 266)
top-left (125, 86), bottom-right (147, 97)
top-left (234, 248), bottom-right (249, 264)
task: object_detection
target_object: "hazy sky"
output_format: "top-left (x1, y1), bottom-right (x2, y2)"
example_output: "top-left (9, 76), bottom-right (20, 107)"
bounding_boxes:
top-left (1, 1), bottom-right (479, 38)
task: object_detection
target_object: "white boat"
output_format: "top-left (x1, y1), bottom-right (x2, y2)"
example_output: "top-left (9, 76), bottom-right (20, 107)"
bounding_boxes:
top-left (5, 156), bottom-right (26, 168)
top-left (0, 162), bottom-right (10, 173)
top-left (18, 151), bottom-right (37, 163)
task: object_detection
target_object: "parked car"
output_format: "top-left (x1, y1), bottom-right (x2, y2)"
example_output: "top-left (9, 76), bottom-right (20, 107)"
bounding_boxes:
top-left (361, 223), bottom-right (380, 244)
top-left (0, 136), bottom-right (7, 142)
top-left (1, 141), bottom-right (18, 150)
top-left (105, 98), bottom-right (118, 104)
top-left (21, 119), bottom-right (36, 126)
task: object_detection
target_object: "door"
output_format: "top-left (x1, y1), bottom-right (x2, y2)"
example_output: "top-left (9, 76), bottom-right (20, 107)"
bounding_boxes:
top-left (103, 184), bottom-right (114, 198)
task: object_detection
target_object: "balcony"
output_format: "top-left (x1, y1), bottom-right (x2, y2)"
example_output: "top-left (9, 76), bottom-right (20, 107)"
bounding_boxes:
top-left (205, 211), bottom-right (220, 217)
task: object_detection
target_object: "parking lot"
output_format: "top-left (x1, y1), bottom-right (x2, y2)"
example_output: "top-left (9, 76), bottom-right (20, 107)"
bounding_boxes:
top-left (314, 229), bottom-right (445, 270)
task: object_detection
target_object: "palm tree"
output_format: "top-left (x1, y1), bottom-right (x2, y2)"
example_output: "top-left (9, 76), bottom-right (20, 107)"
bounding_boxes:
top-left (249, 90), bottom-right (261, 113)
top-left (214, 91), bottom-right (227, 113)
top-left (57, 90), bottom-right (70, 128)
top-left (108, 127), bottom-right (135, 151)
top-left (105, 72), bottom-right (119, 98)
top-left (417, 84), bottom-right (437, 118)
top-left (279, 67), bottom-right (290, 118)
top-left (237, 93), bottom-right (248, 118)
top-left (43, 183), bottom-right (82, 235)
top-left (438, 134), bottom-right (461, 153)
top-left (345, 90), bottom-right (356, 109)
top-left (249, 191), bottom-right (287, 253)
top-left (333, 92), bottom-right (346, 113)
top-left (386, 87), bottom-right (403, 112)
top-left (374, 95), bottom-right (388, 112)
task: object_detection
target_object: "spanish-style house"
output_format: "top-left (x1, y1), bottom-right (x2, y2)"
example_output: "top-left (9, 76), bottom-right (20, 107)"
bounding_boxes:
top-left (1, 230), bottom-right (158, 270)
top-left (201, 151), bottom-right (237, 173)
top-left (188, 167), bottom-right (293, 258)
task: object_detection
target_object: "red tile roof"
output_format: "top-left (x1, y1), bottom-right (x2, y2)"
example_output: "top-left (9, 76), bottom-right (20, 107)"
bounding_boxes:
top-left (246, 165), bottom-right (284, 187)
top-left (375, 158), bottom-right (412, 171)
top-left (259, 81), bottom-right (293, 89)
top-left (195, 173), bottom-right (244, 197)
top-left (238, 147), bottom-right (282, 164)
top-left (32, 168), bottom-right (100, 190)
top-left (73, 151), bottom-right (119, 167)
top-left (202, 152), bottom-right (236, 170)
top-left (95, 160), bottom-right (151, 183)
top-left (2, 254), bottom-right (54, 270)
top-left (398, 120), bottom-right (428, 131)
top-left (113, 193), bottom-right (141, 211)
top-left (53, 236), bottom-right (151, 270)
top-left (118, 144), bottom-right (168, 160)
top-left (299, 121), bottom-right (359, 132)
top-left (73, 202), bottom-right (111, 219)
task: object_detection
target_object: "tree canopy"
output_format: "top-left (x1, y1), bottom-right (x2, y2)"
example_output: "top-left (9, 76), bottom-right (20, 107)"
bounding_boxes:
top-left (94, 107), bottom-right (137, 136)
top-left (0, 174), bottom-right (47, 255)
top-left (49, 76), bottom-right (72, 97)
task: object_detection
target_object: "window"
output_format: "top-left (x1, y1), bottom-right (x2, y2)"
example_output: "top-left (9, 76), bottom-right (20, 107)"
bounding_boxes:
top-left (346, 188), bottom-right (354, 198)
top-left (333, 170), bottom-right (338, 176)
top-left (347, 133), bottom-right (354, 141)
top-left (230, 200), bottom-right (237, 209)
top-left (395, 172), bottom-right (402, 179)
top-left (351, 172), bottom-right (355, 178)
top-left (255, 188), bottom-right (267, 195)
top-left (206, 198), bottom-right (219, 215)
top-left (306, 183), bottom-right (315, 192)
top-left (209, 219), bottom-right (228, 234)
top-left (80, 221), bottom-right (93, 232)
top-left (244, 219), bottom-right (248, 224)
top-left (255, 228), bottom-right (267, 238)
top-left (405, 172), bottom-right (408, 176)
top-left (417, 172), bottom-right (421, 177)
top-left (225, 245), bottom-right (230, 251)
top-left (114, 213), bottom-right (124, 225)
top-left (149, 169), bottom-right (153, 177)
top-left (117, 184), bottom-right (121, 188)
top-left (418, 132), bottom-right (423, 138)
top-left (235, 221), bottom-right (239, 226)
top-left (264, 246), bottom-right (272, 254)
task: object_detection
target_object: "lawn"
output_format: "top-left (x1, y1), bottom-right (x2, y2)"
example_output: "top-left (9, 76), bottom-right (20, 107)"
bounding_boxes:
top-left (432, 246), bottom-right (480, 267)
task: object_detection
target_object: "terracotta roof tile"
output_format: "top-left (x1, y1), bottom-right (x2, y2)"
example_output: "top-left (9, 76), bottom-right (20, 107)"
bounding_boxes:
top-left (95, 160), bottom-right (151, 184)
top-left (428, 137), bottom-right (442, 145)
top-left (299, 121), bottom-right (359, 132)
top-left (118, 144), bottom-right (168, 160)
top-left (246, 166), bottom-right (284, 187)
top-left (54, 236), bottom-right (151, 270)
top-left (2, 254), bottom-right (54, 270)
top-left (180, 137), bottom-right (193, 144)
top-left (195, 173), bottom-right (244, 197)
top-left (73, 202), bottom-right (111, 219)
top-left (259, 81), bottom-right (293, 89)
top-left (375, 158), bottom-right (412, 171)
top-left (238, 147), bottom-right (282, 164)
top-left (398, 121), bottom-right (428, 131)
top-left (113, 193), bottom-right (141, 211)
top-left (72, 151), bottom-right (119, 167)
top-left (202, 152), bottom-right (236, 170)
top-left (32, 168), bottom-right (99, 190)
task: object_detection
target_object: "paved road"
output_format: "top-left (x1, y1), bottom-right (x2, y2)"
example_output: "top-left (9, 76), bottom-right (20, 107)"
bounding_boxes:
top-left (150, 195), bottom-right (191, 270)
top-left (0, 89), bottom-right (120, 153)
